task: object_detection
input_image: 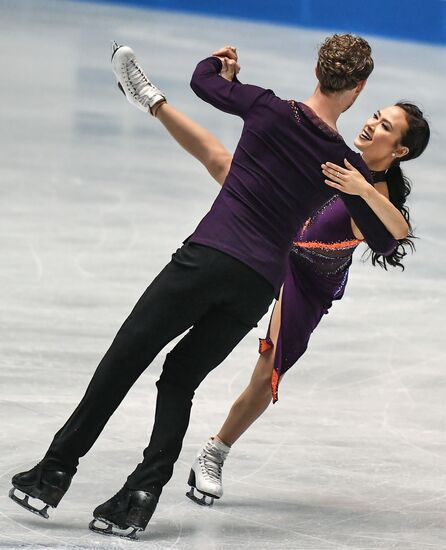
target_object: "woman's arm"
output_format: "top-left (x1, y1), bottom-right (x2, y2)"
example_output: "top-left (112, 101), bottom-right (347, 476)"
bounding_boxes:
top-left (152, 48), bottom-right (240, 186)
top-left (155, 103), bottom-right (232, 186)
top-left (322, 159), bottom-right (409, 240)
top-left (349, 181), bottom-right (408, 240)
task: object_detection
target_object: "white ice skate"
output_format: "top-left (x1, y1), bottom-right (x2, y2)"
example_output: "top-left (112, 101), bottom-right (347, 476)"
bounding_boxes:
top-left (186, 437), bottom-right (230, 506)
top-left (111, 42), bottom-right (166, 114)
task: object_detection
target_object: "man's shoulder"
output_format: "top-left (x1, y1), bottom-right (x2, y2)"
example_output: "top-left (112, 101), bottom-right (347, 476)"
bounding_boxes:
top-left (244, 87), bottom-right (288, 118)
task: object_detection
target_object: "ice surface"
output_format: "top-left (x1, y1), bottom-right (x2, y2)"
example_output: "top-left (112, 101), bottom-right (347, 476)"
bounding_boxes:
top-left (0, 1), bottom-right (445, 548)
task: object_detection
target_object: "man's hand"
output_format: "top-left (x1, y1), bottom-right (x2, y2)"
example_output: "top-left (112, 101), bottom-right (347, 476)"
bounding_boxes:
top-left (212, 45), bottom-right (238, 61)
top-left (212, 45), bottom-right (240, 81)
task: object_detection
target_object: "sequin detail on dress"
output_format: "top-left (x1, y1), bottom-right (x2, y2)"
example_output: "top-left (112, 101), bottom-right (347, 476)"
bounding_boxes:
top-left (287, 100), bottom-right (301, 124)
top-left (291, 195), bottom-right (361, 275)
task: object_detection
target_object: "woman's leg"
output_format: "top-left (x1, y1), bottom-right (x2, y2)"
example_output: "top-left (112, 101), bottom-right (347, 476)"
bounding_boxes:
top-left (155, 102), bottom-right (232, 185)
top-left (217, 288), bottom-right (283, 446)
top-left (186, 290), bottom-right (282, 505)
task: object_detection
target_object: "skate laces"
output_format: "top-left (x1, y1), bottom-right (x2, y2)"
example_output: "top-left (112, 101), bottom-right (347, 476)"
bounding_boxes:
top-left (126, 59), bottom-right (153, 104)
top-left (199, 442), bottom-right (228, 482)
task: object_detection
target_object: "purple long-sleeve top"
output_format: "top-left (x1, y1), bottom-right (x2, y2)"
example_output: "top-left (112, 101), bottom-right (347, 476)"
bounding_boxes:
top-left (189, 57), bottom-right (397, 295)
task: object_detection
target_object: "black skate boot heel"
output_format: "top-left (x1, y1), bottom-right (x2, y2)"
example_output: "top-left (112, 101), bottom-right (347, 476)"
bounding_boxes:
top-left (186, 469), bottom-right (215, 507)
top-left (9, 463), bottom-right (72, 519)
top-left (89, 486), bottom-right (158, 540)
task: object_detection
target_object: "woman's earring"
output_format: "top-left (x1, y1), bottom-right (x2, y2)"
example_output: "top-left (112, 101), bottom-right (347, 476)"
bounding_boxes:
top-left (392, 153), bottom-right (396, 157)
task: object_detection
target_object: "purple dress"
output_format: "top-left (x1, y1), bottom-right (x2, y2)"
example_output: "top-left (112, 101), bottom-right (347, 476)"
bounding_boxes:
top-left (260, 171), bottom-right (386, 402)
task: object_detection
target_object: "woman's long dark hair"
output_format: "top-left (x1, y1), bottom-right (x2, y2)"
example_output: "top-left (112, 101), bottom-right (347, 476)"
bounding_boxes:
top-left (367, 102), bottom-right (430, 270)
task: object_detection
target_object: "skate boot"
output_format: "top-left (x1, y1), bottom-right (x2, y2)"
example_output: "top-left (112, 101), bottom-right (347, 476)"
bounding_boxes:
top-left (89, 486), bottom-right (158, 540)
top-left (9, 463), bottom-right (72, 519)
top-left (186, 437), bottom-right (230, 506)
top-left (111, 41), bottom-right (166, 115)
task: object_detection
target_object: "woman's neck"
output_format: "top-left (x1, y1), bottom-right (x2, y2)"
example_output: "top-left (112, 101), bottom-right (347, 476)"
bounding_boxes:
top-left (361, 155), bottom-right (391, 172)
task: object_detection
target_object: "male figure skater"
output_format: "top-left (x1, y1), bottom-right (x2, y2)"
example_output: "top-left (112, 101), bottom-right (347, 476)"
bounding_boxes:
top-left (10, 35), bottom-right (397, 539)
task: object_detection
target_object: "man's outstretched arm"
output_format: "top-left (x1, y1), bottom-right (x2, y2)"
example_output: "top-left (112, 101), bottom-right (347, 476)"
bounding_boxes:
top-left (190, 55), bottom-right (269, 119)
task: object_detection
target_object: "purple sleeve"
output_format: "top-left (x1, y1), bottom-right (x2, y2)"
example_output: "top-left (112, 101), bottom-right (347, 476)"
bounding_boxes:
top-left (339, 153), bottom-right (398, 256)
top-left (190, 57), bottom-right (270, 119)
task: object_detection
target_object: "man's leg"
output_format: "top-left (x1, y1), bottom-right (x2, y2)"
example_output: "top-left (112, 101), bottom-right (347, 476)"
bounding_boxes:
top-left (90, 262), bottom-right (274, 536)
top-left (10, 244), bottom-right (229, 516)
top-left (41, 245), bottom-right (221, 472)
top-left (125, 306), bottom-right (260, 494)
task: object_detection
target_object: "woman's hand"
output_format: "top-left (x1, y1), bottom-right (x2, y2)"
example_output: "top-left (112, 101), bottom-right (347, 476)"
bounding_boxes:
top-left (212, 45), bottom-right (240, 81)
top-left (321, 159), bottom-right (371, 197)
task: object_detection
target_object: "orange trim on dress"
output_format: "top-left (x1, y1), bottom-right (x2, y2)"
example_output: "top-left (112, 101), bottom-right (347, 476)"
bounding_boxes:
top-left (258, 337), bottom-right (273, 354)
top-left (259, 338), bottom-right (280, 402)
top-left (271, 369), bottom-right (279, 404)
top-left (293, 239), bottom-right (360, 250)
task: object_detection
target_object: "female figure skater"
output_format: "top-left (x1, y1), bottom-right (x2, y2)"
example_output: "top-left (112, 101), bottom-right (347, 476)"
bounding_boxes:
top-left (136, 50), bottom-right (430, 506)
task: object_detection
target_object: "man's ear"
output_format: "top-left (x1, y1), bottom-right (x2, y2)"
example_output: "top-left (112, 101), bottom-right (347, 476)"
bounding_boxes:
top-left (354, 79), bottom-right (367, 95)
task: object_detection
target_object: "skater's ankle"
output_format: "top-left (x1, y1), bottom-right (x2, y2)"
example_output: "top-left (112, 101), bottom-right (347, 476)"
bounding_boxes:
top-left (213, 435), bottom-right (231, 448)
top-left (151, 99), bottom-right (167, 118)
top-left (40, 458), bottom-right (77, 476)
top-left (124, 482), bottom-right (162, 499)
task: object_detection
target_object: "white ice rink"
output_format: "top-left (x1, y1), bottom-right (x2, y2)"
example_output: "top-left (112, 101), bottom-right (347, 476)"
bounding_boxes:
top-left (0, 1), bottom-right (445, 548)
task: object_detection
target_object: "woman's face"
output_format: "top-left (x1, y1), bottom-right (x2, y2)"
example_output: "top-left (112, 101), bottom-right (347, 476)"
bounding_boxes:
top-left (354, 105), bottom-right (409, 168)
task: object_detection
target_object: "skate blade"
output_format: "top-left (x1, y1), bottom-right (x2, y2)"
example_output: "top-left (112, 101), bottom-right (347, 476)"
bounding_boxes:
top-left (117, 82), bottom-right (126, 97)
top-left (9, 488), bottom-right (50, 519)
top-left (186, 487), bottom-right (214, 507)
top-left (110, 40), bottom-right (121, 61)
top-left (89, 518), bottom-right (140, 540)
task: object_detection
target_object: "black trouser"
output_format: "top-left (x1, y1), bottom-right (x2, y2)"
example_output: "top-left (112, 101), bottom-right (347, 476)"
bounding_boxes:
top-left (42, 243), bottom-right (274, 497)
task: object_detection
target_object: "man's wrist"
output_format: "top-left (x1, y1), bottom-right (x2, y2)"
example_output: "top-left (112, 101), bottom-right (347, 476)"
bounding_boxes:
top-left (210, 56), bottom-right (223, 71)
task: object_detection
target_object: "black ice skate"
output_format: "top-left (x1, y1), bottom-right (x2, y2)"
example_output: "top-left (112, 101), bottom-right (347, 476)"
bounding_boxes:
top-left (89, 486), bottom-right (158, 540)
top-left (9, 463), bottom-right (72, 519)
